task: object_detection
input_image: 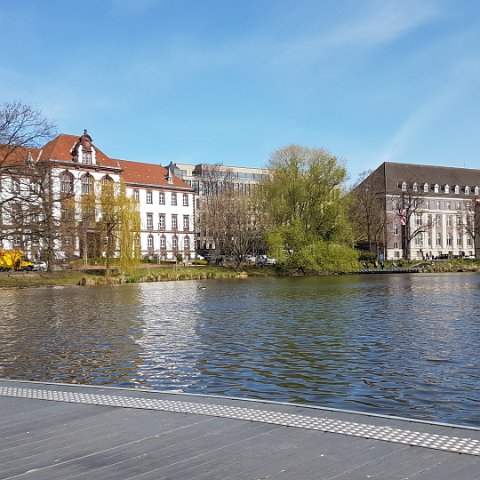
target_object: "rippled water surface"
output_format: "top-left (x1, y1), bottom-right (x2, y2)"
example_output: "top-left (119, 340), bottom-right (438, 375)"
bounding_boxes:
top-left (1, 274), bottom-right (479, 426)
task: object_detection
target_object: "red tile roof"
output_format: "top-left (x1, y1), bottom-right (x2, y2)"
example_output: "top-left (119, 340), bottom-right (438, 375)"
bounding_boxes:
top-left (2, 132), bottom-right (191, 190)
top-left (37, 134), bottom-right (120, 169)
top-left (115, 158), bottom-right (191, 189)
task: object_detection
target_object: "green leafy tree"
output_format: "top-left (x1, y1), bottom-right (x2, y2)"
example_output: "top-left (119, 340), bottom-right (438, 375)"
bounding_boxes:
top-left (257, 145), bottom-right (356, 272)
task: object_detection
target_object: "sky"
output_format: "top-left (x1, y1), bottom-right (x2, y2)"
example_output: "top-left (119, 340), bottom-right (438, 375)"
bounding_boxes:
top-left (1, 0), bottom-right (479, 184)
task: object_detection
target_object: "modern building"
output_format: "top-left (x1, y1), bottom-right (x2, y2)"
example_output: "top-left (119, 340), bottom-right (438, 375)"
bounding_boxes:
top-left (171, 162), bottom-right (270, 253)
top-left (0, 130), bottom-right (195, 261)
top-left (357, 162), bottom-right (480, 260)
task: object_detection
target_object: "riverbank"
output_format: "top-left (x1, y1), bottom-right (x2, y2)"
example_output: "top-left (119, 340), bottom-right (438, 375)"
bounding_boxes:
top-left (1, 259), bottom-right (479, 289)
top-left (0, 264), bottom-right (274, 289)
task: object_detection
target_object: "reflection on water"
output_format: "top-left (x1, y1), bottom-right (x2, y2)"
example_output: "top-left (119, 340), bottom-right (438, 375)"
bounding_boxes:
top-left (0, 274), bottom-right (479, 426)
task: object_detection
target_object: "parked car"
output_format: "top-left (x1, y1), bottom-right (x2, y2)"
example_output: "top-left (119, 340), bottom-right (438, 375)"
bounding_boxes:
top-left (244, 255), bottom-right (256, 264)
top-left (32, 260), bottom-right (47, 271)
top-left (195, 254), bottom-right (205, 260)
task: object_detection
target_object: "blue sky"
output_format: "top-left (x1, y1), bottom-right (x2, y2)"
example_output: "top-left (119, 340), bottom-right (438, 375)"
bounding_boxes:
top-left (1, 0), bottom-right (479, 184)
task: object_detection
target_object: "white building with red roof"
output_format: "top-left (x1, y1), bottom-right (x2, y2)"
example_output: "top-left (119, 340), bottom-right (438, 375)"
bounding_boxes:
top-left (0, 130), bottom-right (195, 262)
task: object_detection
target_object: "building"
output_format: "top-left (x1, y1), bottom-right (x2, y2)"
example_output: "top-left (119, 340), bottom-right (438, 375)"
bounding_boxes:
top-left (357, 162), bottom-right (480, 260)
top-left (171, 162), bottom-right (270, 253)
top-left (0, 131), bottom-right (195, 262)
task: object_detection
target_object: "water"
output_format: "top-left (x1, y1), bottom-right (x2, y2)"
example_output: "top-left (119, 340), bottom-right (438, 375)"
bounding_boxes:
top-left (1, 273), bottom-right (479, 426)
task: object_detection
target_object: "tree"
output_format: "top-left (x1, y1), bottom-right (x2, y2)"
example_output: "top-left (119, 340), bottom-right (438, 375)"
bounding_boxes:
top-left (391, 182), bottom-right (434, 260)
top-left (350, 170), bottom-right (387, 255)
top-left (96, 180), bottom-right (141, 274)
top-left (0, 100), bottom-right (56, 172)
top-left (199, 165), bottom-right (264, 265)
top-left (257, 145), bottom-right (356, 272)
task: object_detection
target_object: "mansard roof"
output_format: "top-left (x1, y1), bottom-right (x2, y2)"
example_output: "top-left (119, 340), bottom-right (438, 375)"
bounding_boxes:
top-left (367, 162), bottom-right (480, 197)
top-left (115, 158), bottom-right (192, 190)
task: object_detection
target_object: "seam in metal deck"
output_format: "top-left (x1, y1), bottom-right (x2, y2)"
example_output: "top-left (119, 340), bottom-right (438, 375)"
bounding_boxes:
top-left (1, 385), bottom-right (479, 457)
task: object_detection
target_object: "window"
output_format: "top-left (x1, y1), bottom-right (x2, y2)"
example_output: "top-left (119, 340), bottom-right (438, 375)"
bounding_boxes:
top-left (147, 235), bottom-right (154, 248)
top-left (146, 213), bottom-right (153, 229)
top-left (60, 172), bottom-right (74, 193)
top-left (434, 184), bottom-right (439, 193)
top-left (436, 233), bottom-right (442, 246)
top-left (467, 237), bottom-right (473, 246)
top-left (393, 223), bottom-right (399, 235)
top-left (423, 183), bottom-right (429, 193)
top-left (393, 241), bottom-right (399, 249)
top-left (146, 190), bottom-right (153, 204)
top-left (81, 174), bottom-right (93, 195)
top-left (447, 216), bottom-right (452, 227)
top-left (12, 178), bottom-right (20, 193)
top-left (171, 193), bottom-right (177, 206)
top-left (447, 233), bottom-right (453, 246)
top-left (475, 186), bottom-right (479, 196)
top-left (183, 215), bottom-right (189, 230)
top-left (159, 192), bottom-right (165, 204)
top-left (457, 236), bottom-right (463, 247)
top-left (401, 181), bottom-right (407, 192)
top-left (465, 186), bottom-right (470, 195)
top-left (436, 200), bottom-right (441, 210)
top-left (183, 194), bottom-right (189, 206)
top-left (184, 236), bottom-right (190, 248)
top-left (134, 189), bottom-right (140, 201)
top-left (456, 216), bottom-right (462, 226)
top-left (172, 236), bottom-right (178, 248)
top-left (436, 214), bottom-right (441, 227)
top-left (158, 214), bottom-right (165, 229)
top-left (414, 235), bottom-right (423, 247)
top-left (444, 185), bottom-right (450, 194)
top-left (160, 235), bottom-right (166, 248)
top-left (413, 182), bottom-right (418, 192)
top-left (171, 214), bottom-right (177, 229)
top-left (102, 175), bottom-right (113, 185)
top-left (455, 185), bottom-right (459, 194)
top-left (82, 151), bottom-right (92, 164)
top-left (415, 214), bottom-right (422, 227)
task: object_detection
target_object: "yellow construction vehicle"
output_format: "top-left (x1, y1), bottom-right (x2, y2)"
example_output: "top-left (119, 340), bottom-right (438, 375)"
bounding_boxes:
top-left (0, 249), bottom-right (34, 271)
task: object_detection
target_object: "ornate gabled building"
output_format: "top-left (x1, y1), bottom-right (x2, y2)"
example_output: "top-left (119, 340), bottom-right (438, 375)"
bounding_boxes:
top-left (357, 162), bottom-right (480, 260)
top-left (0, 130), bottom-right (195, 262)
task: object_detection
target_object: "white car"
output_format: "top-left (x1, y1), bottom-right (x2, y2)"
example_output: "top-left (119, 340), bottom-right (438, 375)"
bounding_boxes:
top-left (32, 260), bottom-right (47, 271)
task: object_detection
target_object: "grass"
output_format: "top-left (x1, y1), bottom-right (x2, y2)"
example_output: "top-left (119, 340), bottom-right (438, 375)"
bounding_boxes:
top-left (2, 259), bottom-right (479, 289)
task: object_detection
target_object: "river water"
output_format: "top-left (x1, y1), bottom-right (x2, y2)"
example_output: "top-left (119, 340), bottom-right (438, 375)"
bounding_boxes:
top-left (1, 273), bottom-right (479, 426)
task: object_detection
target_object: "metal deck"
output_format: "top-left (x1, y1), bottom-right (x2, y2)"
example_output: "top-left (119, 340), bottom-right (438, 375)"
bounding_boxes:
top-left (1, 379), bottom-right (479, 479)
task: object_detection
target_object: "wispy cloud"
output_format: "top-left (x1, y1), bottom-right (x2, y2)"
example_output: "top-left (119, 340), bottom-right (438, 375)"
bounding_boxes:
top-left (376, 57), bottom-right (480, 164)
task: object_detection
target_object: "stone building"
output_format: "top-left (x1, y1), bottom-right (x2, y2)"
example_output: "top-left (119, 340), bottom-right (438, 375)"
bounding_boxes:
top-left (357, 162), bottom-right (480, 260)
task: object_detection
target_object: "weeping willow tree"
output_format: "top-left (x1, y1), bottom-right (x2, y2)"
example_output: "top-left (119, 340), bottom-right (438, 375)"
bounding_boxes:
top-left (98, 180), bottom-right (140, 275)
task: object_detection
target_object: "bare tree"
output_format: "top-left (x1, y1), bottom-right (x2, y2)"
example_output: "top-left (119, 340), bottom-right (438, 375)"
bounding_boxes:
top-left (456, 198), bottom-right (480, 257)
top-left (392, 183), bottom-right (434, 260)
top-left (350, 170), bottom-right (387, 254)
top-left (199, 165), bottom-right (263, 264)
top-left (0, 100), bottom-right (56, 172)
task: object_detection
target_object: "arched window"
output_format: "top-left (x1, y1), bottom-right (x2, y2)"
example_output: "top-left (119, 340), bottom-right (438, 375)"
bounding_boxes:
top-left (81, 174), bottom-right (94, 195)
top-left (101, 175), bottom-right (113, 184)
top-left (147, 234), bottom-right (154, 249)
top-left (60, 171), bottom-right (74, 193)
top-left (454, 185), bottom-right (460, 194)
top-left (434, 184), bottom-right (439, 193)
top-left (423, 183), bottom-right (429, 193)
top-left (444, 185), bottom-right (450, 194)
top-left (412, 182), bottom-right (418, 192)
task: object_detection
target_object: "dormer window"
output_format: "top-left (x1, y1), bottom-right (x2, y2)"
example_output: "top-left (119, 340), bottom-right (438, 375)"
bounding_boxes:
top-left (454, 185), bottom-right (459, 194)
top-left (475, 186), bottom-right (480, 196)
top-left (83, 152), bottom-right (92, 164)
top-left (423, 183), bottom-right (429, 193)
top-left (434, 184), bottom-right (439, 193)
top-left (412, 182), bottom-right (418, 192)
top-left (444, 184), bottom-right (450, 194)
top-left (465, 186), bottom-right (470, 195)
top-left (401, 181), bottom-right (407, 192)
